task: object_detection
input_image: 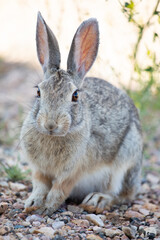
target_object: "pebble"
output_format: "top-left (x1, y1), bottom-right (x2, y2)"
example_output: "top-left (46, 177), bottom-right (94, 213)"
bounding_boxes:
top-left (9, 182), bottom-right (27, 191)
top-left (125, 210), bottom-right (144, 219)
top-left (14, 224), bottom-right (25, 229)
top-left (132, 204), bottom-right (142, 211)
top-left (52, 221), bottom-right (65, 229)
top-left (67, 204), bottom-right (83, 213)
top-left (13, 202), bottom-right (24, 209)
top-left (61, 211), bottom-right (73, 217)
top-left (33, 227), bottom-right (55, 237)
top-left (147, 174), bottom-right (160, 184)
top-left (41, 236), bottom-right (50, 240)
top-left (0, 202), bottom-right (8, 214)
top-left (32, 221), bottom-right (41, 227)
top-left (155, 211), bottom-right (160, 218)
top-left (0, 181), bottom-right (9, 188)
top-left (120, 235), bottom-right (130, 240)
top-left (93, 226), bottom-right (103, 233)
top-left (72, 219), bottom-right (90, 228)
top-left (119, 205), bottom-right (128, 211)
top-left (143, 203), bottom-right (159, 211)
top-left (138, 208), bottom-right (150, 216)
top-left (104, 228), bottom-right (122, 238)
top-left (144, 226), bottom-right (157, 237)
top-left (86, 214), bottom-right (104, 227)
top-left (0, 226), bottom-right (10, 235)
top-left (86, 234), bottom-right (103, 240)
top-left (26, 214), bottom-right (45, 223)
top-left (46, 217), bottom-right (54, 224)
top-left (122, 226), bottom-right (136, 239)
top-left (21, 221), bottom-right (30, 227)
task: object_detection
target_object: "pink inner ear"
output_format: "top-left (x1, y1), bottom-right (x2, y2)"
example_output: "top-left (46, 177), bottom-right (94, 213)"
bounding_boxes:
top-left (37, 17), bottom-right (49, 66)
top-left (75, 22), bottom-right (98, 75)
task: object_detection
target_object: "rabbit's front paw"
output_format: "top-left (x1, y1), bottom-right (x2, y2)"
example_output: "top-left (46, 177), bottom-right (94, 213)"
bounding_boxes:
top-left (25, 192), bottom-right (45, 209)
top-left (81, 192), bottom-right (113, 213)
top-left (34, 205), bottom-right (57, 216)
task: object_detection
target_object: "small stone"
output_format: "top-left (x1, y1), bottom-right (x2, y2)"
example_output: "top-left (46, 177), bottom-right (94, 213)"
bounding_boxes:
top-left (146, 218), bottom-right (157, 225)
top-left (14, 224), bottom-right (25, 229)
top-left (143, 203), bottom-right (159, 212)
top-left (52, 221), bottom-right (65, 229)
top-left (0, 226), bottom-right (10, 235)
top-left (47, 217), bottom-right (54, 224)
top-left (13, 202), bottom-right (24, 209)
top-left (21, 221), bottom-right (30, 227)
top-left (132, 204), bottom-right (142, 211)
top-left (41, 236), bottom-right (50, 240)
top-left (144, 227), bottom-right (157, 238)
top-left (9, 182), bottom-right (27, 191)
top-left (138, 208), bottom-right (150, 216)
top-left (146, 173), bottom-right (159, 184)
top-left (61, 211), bottom-right (73, 217)
top-left (26, 214), bottom-right (45, 223)
top-left (119, 205), bottom-right (128, 211)
top-left (138, 226), bottom-right (145, 235)
top-left (17, 212), bottom-right (27, 220)
top-left (86, 214), bottom-right (104, 227)
top-left (32, 221), bottom-right (41, 227)
top-left (98, 214), bottom-right (106, 222)
top-left (67, 204), bottom-right (83, 213)
top-left (125, 210), bottom-right (144, 219)
top-left (121, 235), bottom-right (130, 240)
top-left (0, 202), bottom-right (8, 214)
top-left (33, 227), bottom-right (55, 237)
top-left (122, 226), bottom-right (136, 239)
top-left (72, 219), bottom-right (90, 228)
top-left (0, 181), bottom-right (9, 188)
top-left (104, 228), bottom-right (122, 238)
top-left (86, 234), bottom-right (103, 240)
top-left (93, 226), bottom-right (103, 233)
top-left (155, 211), bottom-right (160, 218)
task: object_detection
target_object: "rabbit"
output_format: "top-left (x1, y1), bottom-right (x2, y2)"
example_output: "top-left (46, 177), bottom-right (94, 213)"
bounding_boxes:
top-left (20, 11), bottom-right (143, 216)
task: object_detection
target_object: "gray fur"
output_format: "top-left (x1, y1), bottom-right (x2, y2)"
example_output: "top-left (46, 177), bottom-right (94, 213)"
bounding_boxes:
top-left (21, 13), bottom-right (143, 215)
top-left (67, 18), bottom-right (99, 81)
top-left (36, 12), bottom-right (60, 74)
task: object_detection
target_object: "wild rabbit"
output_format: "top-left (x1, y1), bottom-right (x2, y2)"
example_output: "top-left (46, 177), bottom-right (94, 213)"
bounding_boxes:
top-left (21, 12), bottom-right (143, 215)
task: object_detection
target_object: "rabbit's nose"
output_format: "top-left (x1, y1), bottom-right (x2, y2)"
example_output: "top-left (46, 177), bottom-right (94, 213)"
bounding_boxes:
top-left (44, 122), bottom-right (56, 131)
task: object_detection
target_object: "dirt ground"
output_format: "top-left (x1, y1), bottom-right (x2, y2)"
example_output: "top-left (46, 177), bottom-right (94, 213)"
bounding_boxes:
top-left (0, 61), bottom-right (160, 239)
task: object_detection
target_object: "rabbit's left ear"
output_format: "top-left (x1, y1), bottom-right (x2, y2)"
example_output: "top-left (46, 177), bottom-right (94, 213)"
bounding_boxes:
top-left (67, 18), bottom-right (99, 82)
top-left (36, 12), bottom-right (61, 74)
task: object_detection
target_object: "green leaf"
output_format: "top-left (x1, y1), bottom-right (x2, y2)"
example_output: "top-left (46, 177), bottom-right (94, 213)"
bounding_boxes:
top-left (125, 0), bottom-right (134, 10)
top-left (153, 32), bottom-right (158, 41)
top-left (144, 66), bottom-right (154, 72)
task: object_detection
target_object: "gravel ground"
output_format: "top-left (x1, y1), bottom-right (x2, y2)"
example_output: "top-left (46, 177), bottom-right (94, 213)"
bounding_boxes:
top-left (0, 62), bottom-right (160, 240)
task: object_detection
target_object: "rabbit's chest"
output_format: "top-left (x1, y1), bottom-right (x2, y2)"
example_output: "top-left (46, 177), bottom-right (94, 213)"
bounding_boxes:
top-left (26, 133), bottom-right (80, 177)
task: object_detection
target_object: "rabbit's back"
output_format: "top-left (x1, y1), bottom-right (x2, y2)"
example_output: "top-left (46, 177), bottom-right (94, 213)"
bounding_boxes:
top-left (82, 77), bottom-right (141, 164)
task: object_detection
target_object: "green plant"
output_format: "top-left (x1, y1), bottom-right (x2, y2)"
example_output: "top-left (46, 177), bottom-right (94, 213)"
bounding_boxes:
top-left (0, 158), bottom-right (31, 182)
top-left (119, 0), bottom-right (160, 136)
top-left (3, 164), bottom-right (28, 181)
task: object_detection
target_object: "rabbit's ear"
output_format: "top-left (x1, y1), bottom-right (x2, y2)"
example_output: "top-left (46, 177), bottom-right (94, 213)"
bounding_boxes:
top-left (67, 18), bottom-right (99, 81)
top-left (36, 12), bottom-right (61, 73)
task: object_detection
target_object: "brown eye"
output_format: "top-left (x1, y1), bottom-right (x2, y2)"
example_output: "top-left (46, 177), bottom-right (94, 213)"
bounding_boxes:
top-left (72, 90), bottom-right (79, 102)
top-left (37, 87), bottom-right (40, 98)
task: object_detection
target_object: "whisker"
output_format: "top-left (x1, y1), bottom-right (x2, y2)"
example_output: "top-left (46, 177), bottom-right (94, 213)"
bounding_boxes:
top-left (15, 127), bottom-right (35, 151)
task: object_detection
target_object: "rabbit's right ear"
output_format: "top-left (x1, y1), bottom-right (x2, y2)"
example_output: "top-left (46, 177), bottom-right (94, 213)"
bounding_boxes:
top-left (36, 12), bottom-right (61, 74)
top-left (67, 19), bottom-right (99, 84)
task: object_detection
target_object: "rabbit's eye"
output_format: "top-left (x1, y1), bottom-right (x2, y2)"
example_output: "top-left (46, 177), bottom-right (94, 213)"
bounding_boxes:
top-left (72, 90), bottom-right (79, 102)
top-left (37, 88), bottom-right (41, 98)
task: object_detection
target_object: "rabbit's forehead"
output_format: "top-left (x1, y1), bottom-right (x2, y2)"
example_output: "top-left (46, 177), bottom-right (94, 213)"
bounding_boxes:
top-left (39, 71), bottom-right (75, 93)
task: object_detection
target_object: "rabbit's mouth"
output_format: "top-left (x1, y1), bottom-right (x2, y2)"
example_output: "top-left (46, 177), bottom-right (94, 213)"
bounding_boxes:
top-left (35, 126), bottom-right (70, 137)
top-left (35, 120), bottom-right (71, 137)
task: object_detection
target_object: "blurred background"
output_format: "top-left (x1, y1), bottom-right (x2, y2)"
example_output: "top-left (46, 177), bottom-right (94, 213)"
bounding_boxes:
top-left (0, 0), bottom-right (160, 182)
